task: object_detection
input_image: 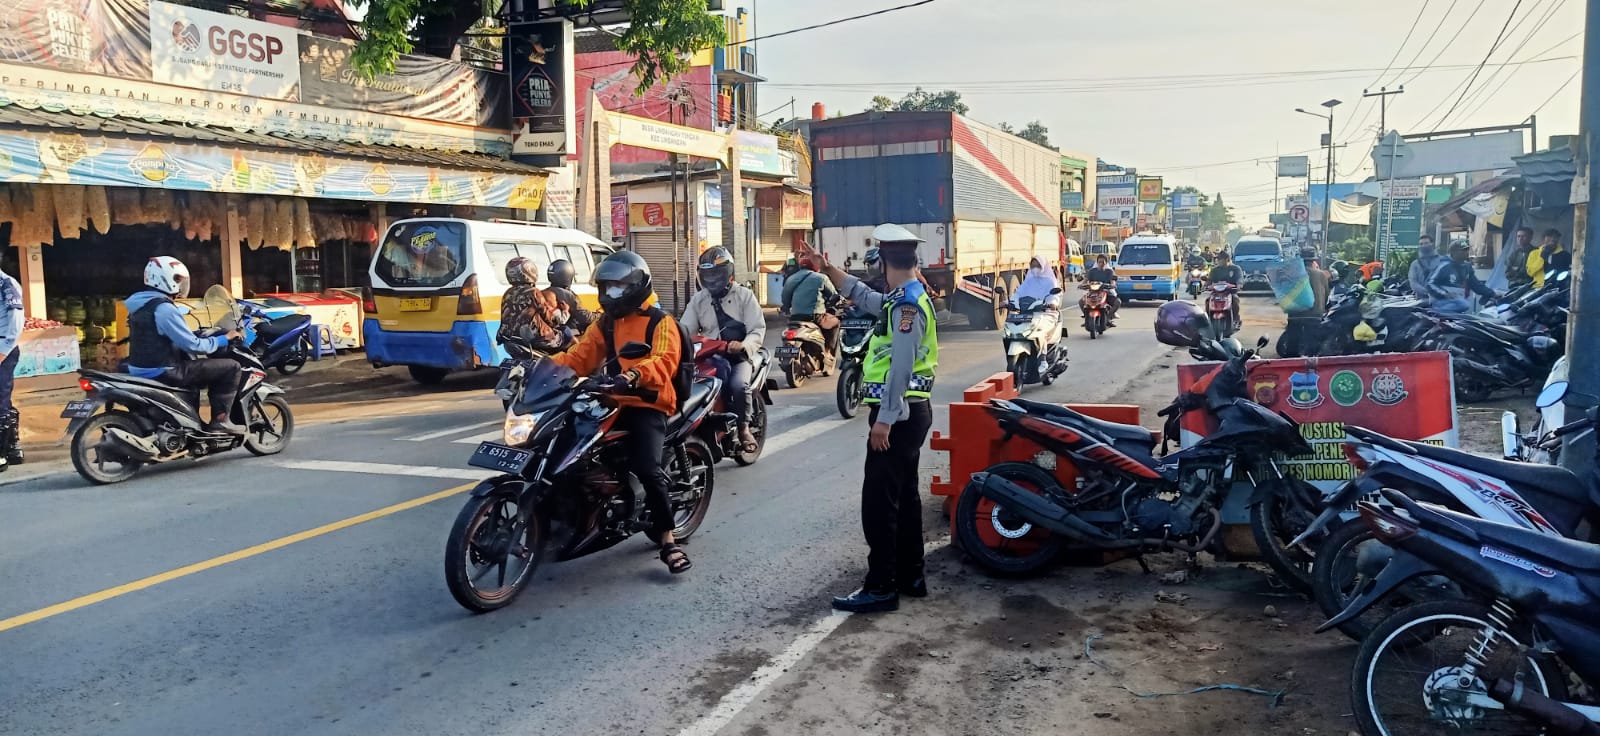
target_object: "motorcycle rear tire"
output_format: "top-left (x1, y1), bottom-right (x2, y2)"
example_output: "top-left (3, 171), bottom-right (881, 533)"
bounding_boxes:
top-left (445, 491), bottom-right (547, 613)
top-left (835, 363), bottom-right (864, 419)
top-left (784, 361), bottom-right (807, 389)
top-left (1250, 493), bottom-right (1315, 595)
top-left (1313, 519), bottom-right (1410, 642)
top-left (954, 462), bottom-right (1066, 577)
top-left (276, 337), bottom-right (310, 376)
top-left (70, 411), bottom-right (145, 485)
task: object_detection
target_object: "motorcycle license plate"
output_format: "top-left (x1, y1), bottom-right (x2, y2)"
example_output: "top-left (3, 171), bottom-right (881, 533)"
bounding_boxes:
top-left (60, 400), bottom-right (97, 419)
top-left (1133, 284), bottom-right (1152, 290)
top-left (468, 442), bottom-right (534, 474)
top-left (841, 319), bottom-right (875, 329)
top-left (775, 346), bottom-right (801, 358)
top-left (398, 297), bottom-right (432, 312)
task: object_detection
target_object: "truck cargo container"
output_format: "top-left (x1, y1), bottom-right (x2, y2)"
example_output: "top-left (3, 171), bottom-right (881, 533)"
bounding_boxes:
top-left (810, 111), bottom-right (1062, 329)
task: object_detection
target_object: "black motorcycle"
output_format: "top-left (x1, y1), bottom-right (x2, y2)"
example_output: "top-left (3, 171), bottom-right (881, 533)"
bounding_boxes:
top-left (61, 286), bottom-right (294, 485)
top-left (1329, 482), bottom-right (1600, 736)
top-left (954, 334), bottom-right (1315, 578)
top-left (833, 314), bottom-right (875, 418)
top-left (777, 299), bottom-right (841, 388)
top-left (445, 346), bottom-right (717, 612)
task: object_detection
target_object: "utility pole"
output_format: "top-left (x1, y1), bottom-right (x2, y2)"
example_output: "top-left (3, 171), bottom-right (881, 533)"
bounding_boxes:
top-left (1362, 86), bottom-right (1405, 135)
top-left (1563, 0), bottom-right (1600, 474)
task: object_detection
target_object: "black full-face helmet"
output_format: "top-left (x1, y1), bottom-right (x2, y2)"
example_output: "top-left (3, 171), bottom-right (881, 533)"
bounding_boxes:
top-left (595, 250), bottom-right (654, 317)
top-left (547, 259), bottom-right (576, 289)
top-left (697, 246), bottom-right (735, 299)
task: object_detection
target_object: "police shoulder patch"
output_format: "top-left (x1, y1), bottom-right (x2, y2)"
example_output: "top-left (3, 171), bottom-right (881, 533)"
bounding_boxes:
top-left (897, 305), bottom-right (917, 333)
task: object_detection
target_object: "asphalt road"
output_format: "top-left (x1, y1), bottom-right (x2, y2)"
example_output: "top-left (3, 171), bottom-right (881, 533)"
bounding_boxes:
top-left (0, 302), bottom-right (1183, 736)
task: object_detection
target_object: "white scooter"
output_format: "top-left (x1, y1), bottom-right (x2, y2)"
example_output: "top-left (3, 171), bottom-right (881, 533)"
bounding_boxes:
top-left (1002, 288), bottom-right (1068, 390)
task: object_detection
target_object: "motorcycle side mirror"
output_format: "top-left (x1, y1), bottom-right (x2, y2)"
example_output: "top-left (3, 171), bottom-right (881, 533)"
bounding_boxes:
top-left (1256, 335), bottom-right (1269, 349)
top-left (1536, 381), bottom-right (1569, 409)
top-left (618, 341), bottom-right (652, 360)
top-left (1049, 287), bottom-right (1063, 295)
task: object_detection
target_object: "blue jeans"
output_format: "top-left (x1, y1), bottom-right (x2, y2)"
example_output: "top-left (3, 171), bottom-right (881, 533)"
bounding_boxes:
top-left (1432, 297), bottom-right (1473, 314)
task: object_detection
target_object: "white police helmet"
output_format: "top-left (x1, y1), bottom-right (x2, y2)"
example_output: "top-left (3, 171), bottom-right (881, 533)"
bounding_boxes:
top-left (870, 223), bottom-right (924, 244)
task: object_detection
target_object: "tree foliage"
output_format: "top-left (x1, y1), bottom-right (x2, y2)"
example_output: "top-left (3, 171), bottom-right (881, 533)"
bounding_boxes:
top-left (999, 120), bottom-right (1052, 148)
top-left (867, 87), bottom-right (970, 115)
top-left (1202, 192), bottom-right (1234, 232)
top-left (348, 0), bottom-right (725, 91)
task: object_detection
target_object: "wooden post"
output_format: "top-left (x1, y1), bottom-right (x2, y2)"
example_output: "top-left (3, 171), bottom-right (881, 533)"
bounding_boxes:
top-left (16, 244), bottom-right (44, 319)
top-left (221, 195), bottom-right (244, 296)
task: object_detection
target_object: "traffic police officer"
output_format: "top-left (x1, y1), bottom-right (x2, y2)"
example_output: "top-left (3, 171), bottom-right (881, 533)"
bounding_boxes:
top-left (803, 224), bottom-right (938, 613)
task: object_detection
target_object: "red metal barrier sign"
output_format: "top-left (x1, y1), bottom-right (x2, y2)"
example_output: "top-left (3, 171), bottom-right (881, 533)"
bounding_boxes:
top-left (1177, 351), bottom-right (1458, 490)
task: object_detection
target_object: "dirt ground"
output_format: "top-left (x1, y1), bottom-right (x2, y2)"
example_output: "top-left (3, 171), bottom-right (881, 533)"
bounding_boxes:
top-left (700, 297), bottom-right (1537, 736)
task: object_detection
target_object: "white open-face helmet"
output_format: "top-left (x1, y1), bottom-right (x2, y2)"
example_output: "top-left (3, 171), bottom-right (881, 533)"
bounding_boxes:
top-left (870, 223), bottom-right (924, 244)
top-left (144, 256), bottom-right (191, 298)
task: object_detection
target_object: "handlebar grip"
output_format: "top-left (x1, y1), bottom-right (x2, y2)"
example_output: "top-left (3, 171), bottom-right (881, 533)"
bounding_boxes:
top-left (1553, 417), bottom-right (1592, 437)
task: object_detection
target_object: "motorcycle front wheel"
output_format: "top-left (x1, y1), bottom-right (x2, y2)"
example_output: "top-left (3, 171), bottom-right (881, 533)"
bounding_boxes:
top-left (70, 411), bottom-right (145, 485)
top-left (1250, 491), bottom-right (1316, 595)
top-left (835, 363), bottom-right (864, 419)
top-left (243, 395), bottom-right (294, 456)
top-left (1011, 355), bottom-right (1035, 391)
top-left (445, 491), bottom-right (547, 613)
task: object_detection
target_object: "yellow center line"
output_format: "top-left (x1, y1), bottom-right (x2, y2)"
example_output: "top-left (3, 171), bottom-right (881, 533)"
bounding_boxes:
top-left (0, 481), bottom-right (476, 633)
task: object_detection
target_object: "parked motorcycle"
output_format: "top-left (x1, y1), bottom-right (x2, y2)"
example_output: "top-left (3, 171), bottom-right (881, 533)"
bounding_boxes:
top-left (238, 303), bottom-right (315, 376)
top-left (1078, 282), bottom-right (1112, 339)
top-left (1187, 268), bottom-right (1206, 299)
top-left (445, 348), bottom-right (717, 612)
top-left (1205, 282), bottom-right (1240, 337)
top-left (61, 286), bottom-right (294, 485)
top-left (691, 337), bottom-right (774, 465)
top-left (1328, 485), bottom-right (1600, 736)
top-left (955, 334), bottom-right (1314, 577)
top-left (833, 315), bottom-right (876, 418)
top-left (1003, 291), bottom-right (1068, 389)
top-left (1417, 311), bottom-right (1562, 402)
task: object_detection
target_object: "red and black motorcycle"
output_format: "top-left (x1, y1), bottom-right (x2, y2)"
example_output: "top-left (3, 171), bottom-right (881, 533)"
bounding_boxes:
top-left (1078, 281), bottom-right (1112, 339)
top-left (1206, 282), bottom-right (1241, 337)
top-left (954, 335), bottom-right (1315, 577)
top-left (445, 349), bottom-right (718, 612)
top-left (691, 338), bottom-right (775, 466)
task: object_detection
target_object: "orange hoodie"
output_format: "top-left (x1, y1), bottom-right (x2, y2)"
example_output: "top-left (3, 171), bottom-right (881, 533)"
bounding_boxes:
top-left (550, 296), bottom-right (681, 415)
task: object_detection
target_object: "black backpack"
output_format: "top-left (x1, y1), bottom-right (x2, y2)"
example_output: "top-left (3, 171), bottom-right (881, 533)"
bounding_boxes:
top-left (599, 307), bottom-right (695, 411)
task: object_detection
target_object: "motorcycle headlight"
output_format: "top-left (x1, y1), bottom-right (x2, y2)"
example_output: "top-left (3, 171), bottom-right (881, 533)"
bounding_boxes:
top-left (503, 408), bottom-right (544, 447)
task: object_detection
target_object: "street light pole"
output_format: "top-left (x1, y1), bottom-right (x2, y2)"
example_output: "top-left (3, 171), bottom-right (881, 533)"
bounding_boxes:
top-left (1296, 99), bottom-right (1342, 250)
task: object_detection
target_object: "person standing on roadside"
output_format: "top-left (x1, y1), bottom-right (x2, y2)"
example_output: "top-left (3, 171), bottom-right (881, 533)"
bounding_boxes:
top-left (0, 264), bottom-right (23, 470)
top-left (1505, 227), bottom-right (1536, 290)
top-left (1281, 247), bottom-right (1330, 357)
top-left (802, 224), bottom-right (939, 614)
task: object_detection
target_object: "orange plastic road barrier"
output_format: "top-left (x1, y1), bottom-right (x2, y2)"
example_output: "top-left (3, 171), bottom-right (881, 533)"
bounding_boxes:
top-left (929, 372), bottom-right (1151, 540)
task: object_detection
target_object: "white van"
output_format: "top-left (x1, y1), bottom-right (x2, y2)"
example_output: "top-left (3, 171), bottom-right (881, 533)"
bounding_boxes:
top-left (1115, 233), bottom-right (1180, 300)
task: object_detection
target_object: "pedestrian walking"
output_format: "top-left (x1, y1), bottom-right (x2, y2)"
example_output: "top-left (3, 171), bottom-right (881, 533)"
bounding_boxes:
top-left (802, 224), bottom-right (939, 614)
top-left (0, 265), bottom-right (24, 469)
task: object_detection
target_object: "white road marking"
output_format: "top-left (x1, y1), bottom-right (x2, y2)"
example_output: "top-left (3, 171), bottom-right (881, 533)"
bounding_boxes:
top-left (761, 415), bottom-right (853, 456)
top-left (762, 404), bottom-right (815, 424)
top-left (675, 537), bottom-right (951, 736)
top-left (270, 459), bottom-right (497, 481)
top-left (452, 429), bottom-right (506, 445)
top-left (402, 420), bottom-right (500, 442)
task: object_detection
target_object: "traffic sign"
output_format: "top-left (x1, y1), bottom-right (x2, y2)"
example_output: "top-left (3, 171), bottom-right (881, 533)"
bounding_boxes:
top-left (1289, 204), bottom-right (1310, 223)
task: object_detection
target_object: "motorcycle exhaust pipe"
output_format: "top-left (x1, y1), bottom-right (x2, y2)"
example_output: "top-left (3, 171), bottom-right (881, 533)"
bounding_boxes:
top-left (102, 427), bottom-right (161, 460)
top-left (1490, 677), bottom-right (1600, 736)
top-left (973, 472), bottom-right (1116, 542)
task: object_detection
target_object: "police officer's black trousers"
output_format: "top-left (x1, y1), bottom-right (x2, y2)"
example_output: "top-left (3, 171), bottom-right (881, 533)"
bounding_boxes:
top-left (861, 401), bottom-right (933, 592)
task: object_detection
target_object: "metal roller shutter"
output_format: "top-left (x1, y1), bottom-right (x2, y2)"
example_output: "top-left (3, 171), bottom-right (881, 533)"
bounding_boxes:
top-left (758, 208), bottom-right (787, 263)
top-left (629, 231), bottom-right (696, 316)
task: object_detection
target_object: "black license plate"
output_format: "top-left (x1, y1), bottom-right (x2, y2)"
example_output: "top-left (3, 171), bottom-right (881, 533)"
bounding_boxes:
top-left (775, 346), bottom-right (801, 358)
top-left (60, 400), bottom-right (98, 419)
top-left (468, 442), bottom-right (534, 474)
top-left (841, 319), bottom-right (875, 329)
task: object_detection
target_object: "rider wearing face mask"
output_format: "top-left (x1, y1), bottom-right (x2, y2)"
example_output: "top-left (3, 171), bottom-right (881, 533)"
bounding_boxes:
top-left (1407, 235), bottom-right (1442, 301)
top-left (680, 247), bottom-right (765, 452)
top-left (547, 251), bottom-right (691, 574)
top-left (124, 257), bottom-right (245, 435)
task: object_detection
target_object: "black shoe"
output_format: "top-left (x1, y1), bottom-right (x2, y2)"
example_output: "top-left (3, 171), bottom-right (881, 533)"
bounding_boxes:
top-left (899, 578), bottom-right (928, 598)
top-left (831, 588), bottom-right (899, 613)
top-left (208, 419), bottom-right (247, 436)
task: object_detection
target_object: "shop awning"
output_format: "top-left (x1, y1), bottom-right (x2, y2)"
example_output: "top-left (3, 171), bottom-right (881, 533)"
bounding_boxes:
top-left (0, 106), bottom-right (551, 209)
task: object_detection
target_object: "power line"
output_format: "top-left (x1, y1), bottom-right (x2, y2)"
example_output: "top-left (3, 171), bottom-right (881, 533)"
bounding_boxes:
top-left (1531, 68), bottom-right (1581, 114)
top-left (1429, 0), bottom-right (1525, 130)
top-left (1450, 1), bottom-right (1571, 125)
top-left (1401, 0), bottom-right (1489, 87)
top-left (1388, 0), bottom-right (1459, 87)
top-left (726, 0), bottom-right (940, 46)
top-left (1337, 0), bottom-right (1431, 140)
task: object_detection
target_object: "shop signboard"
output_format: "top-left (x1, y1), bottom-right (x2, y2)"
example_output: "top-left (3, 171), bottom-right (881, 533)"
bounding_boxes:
top-left (735, 130), bottom-right (783, 176)
top-left (150, 1), bottom-right (299, 101)
top-left (703, 183), bottom-right (722, 218)
top-left (606, 111), bottom-right (728, 161)
top-left (627, 202), bottom-right (685, 231)
top-left (1060, 191), bottom-right (1084, 210)
top-left (1138, 176), bottom-right (1163, 202)
top-left (780, 191), bottom-right (813, 228)
top-left (299, 36), bottom-right (508, 128)
top-left (1377, 178), bottom-right (1425, 258)
top-left (1170, 192), bottom-right (1199, 210)
top-left (1096, 184), bottom-right (1137, 222)
top-left (1177, 351), bottom-right (1457, 494)
top-left (1277, 155), bottom-right (1310, 178)
top-left (509, 18), bottom-right (574, 156)
top-left (0, 127), bottom-right (546, 208)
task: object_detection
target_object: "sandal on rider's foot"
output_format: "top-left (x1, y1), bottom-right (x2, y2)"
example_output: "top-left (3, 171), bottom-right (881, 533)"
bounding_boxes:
top-left (739, 429), bottom-right (759, 454)
top-left (659, 543), bottom-right (692, 574)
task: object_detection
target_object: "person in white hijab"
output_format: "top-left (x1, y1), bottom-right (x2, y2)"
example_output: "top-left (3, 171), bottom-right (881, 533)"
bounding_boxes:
top-left (1012, 255), bottom-right (1062, 308)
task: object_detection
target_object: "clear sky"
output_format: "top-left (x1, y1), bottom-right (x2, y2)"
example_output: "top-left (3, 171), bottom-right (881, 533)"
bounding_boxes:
top-left (747, 0), bottom-right (1585, 226)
